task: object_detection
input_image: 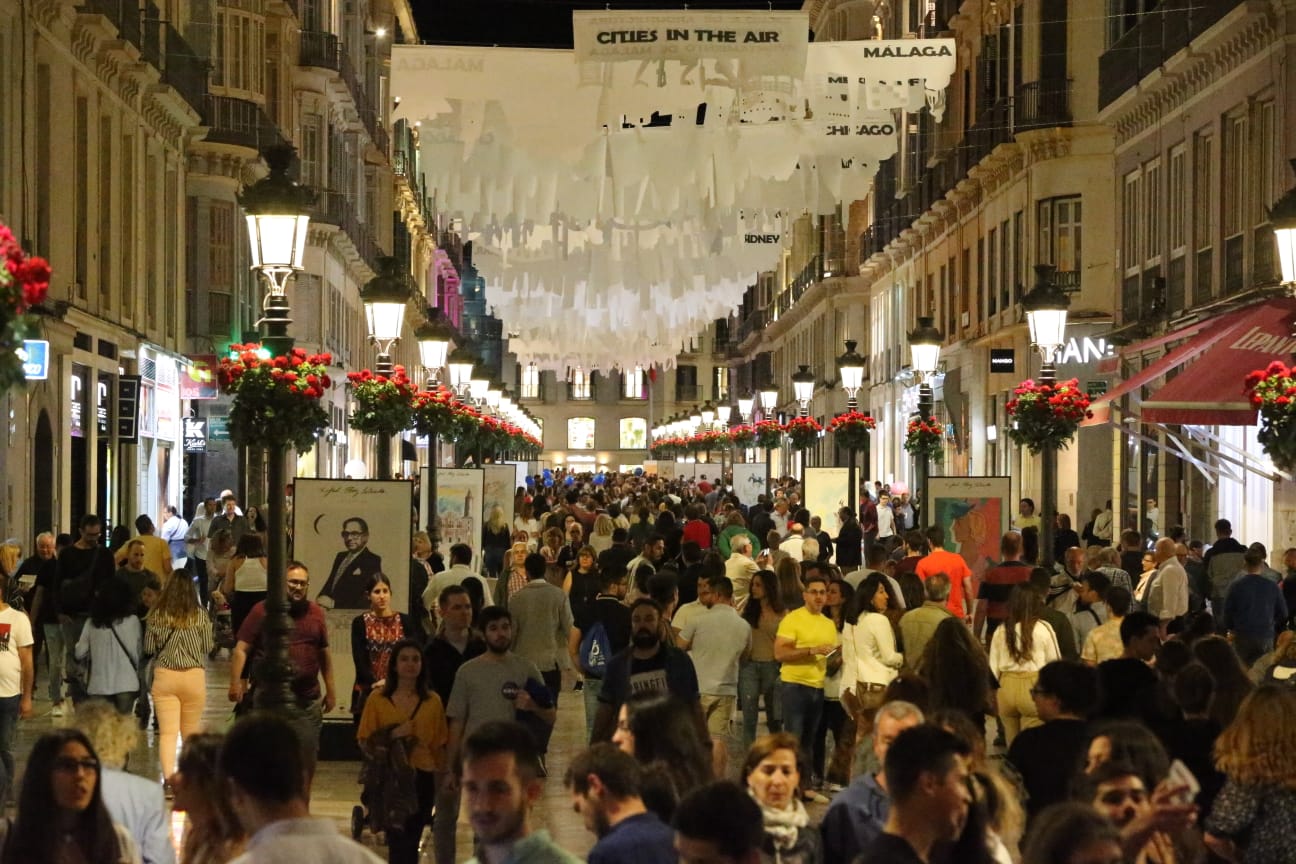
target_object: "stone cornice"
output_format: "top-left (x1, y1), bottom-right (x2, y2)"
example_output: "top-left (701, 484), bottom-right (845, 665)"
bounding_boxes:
top-left (1100, 3), bottom-right (1277, 146)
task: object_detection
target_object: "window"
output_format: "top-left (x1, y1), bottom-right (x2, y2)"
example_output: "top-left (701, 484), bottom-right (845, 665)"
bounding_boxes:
top-left (1144, 159), bottom-right (1161, 265)
top-left (619, 418), bottom-right (647, 449)
top-left (622, 366), bottom-right (645, 400)
top-left (120, 132), bottom-right (134, 319)
top-left (568, 367), bottom-right (592, 400)
top-left (98, 115), bottom-right (113, 306)
top-left (987, 227), bottom-right (997, 316)
top-left (520, 363), bottom-right (541, 399)
top-left (568, 417), bottom-right (595, 450)
top-left (1222, 113), bottom-right (1247, 294)
top-left (999, 219), bottom-right (1010, 311)
top-left (300, 115), bottom-right (322, 187)
top-left (213, 8), bottom-right (265, 96)
top-left (1254, 100), bottom-right (1277, 283)
top-left (675, 365), bottom-right (699, 402)
top-left (209, 201), bottom-right (234, 333)
top-left (1193, 132), bottom-right (1214, 303)
top-left (1012, 211), bottom-right (1024, 304)
top-left (712, 365), bottom-right (729, 402)
top-left (1040, 195), bottom-right (1083, 274)
top-left (1168, 145), bottom-right (1186, 254)
top-left (1121, 172), bottom-right (1141, 275)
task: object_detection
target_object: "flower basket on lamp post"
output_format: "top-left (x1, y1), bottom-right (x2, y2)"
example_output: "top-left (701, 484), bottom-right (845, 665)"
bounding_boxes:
top-left (785, 416), bottom-right (822, 452)
top-left (752, 419), bottom-right (785, 450)
top-left (0, 222), bottom-right (51, 392)
top-left (347, 366), bottom-right (416, 437)
top-left (729, 424), bottom-right (756, 450)
top-left (828, 411), bottom-right (876, 452)
top-left (1245, 361), bottom-right (1296, 472)
top-left (904, 417), bottom-right (945, 463)
top-left (1005, 377), bottom-right (1092, 455)
top-left (217, 345), bottom-right (332, 452)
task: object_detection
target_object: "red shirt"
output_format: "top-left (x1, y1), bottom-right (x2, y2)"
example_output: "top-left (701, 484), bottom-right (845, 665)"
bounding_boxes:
top-left (682, 519), bottom-right (712, 550)
top-left (238, 600), bottom-right (330, 701)
top-left (915, 548), bottom-right (973, 618)
top-left (977, 561), bottom-right (1033, 625)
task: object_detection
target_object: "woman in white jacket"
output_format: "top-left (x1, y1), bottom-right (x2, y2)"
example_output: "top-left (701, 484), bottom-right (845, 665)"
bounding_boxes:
top-left (840, 572), bottom-right (903, 745)
top-left (988, 584), bottom-right (1061, 743)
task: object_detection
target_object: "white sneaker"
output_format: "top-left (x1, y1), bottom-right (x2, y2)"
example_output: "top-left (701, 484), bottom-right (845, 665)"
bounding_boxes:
top-left (51, 702), bottom-right (65, 718)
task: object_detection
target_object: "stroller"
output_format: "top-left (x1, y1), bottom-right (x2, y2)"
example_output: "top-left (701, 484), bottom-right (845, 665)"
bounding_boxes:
top-left (209, 599), bottom-right (235, 659)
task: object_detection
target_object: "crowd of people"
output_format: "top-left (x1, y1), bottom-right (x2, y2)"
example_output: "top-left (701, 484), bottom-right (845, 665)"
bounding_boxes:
top-left (0, 470), bottom-right (1294, 864)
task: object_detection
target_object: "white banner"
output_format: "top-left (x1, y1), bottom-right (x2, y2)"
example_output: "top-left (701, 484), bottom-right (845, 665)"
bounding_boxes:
top-left (732, 463), bottom-right (767, 508)
top-left (804, 467), bottom-right (850, 536)
top-left (572, 10), bottom-right (807, 73)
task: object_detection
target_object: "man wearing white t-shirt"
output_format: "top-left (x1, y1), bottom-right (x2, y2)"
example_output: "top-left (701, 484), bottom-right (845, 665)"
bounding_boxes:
top-left (0, 573), bottom-right (34, 804)
top-left (679, 575), bottom-right (751, 776)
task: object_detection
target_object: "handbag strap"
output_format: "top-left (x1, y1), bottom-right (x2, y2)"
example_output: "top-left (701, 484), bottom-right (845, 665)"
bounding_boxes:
top-left (108, 622), bottom-right (138, 671)
top-left (152, 625), bottom-right (178, 663)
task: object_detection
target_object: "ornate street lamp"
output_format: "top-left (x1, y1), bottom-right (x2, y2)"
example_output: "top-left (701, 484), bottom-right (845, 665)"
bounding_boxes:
top-left (791, 364), bottom-right (816, 484)
top-left (908, 316), bottom-right (944, 530)
top-left (360, 257), bottom-right (411, 480)
top-left (837, 339), bottom-right (867, 511)
top-left (447, 347), bottom-right (476, 397)
top-left (758, 382), bottom-right (779, 494)
top-left (737, 392), bottom-right (755, 423)
top-left (236, 144), bottom-right (313, 718)
top-left (414, 309), bottom-right (455, 389)
top-left (1270, 159), bottom-right (1296, 285)
top-left (1023, 264), bottom-right (1071, 566)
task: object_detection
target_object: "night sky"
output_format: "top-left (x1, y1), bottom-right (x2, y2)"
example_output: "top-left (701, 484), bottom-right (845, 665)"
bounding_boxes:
top-left (412, 1), bottom-right (807, 48)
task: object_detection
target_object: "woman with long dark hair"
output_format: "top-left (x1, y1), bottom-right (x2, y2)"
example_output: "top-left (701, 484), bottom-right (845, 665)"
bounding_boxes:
top-left (1192, 635), bottom-right (1254, 729)
top-left (357, 638), bottom-right (448, 864)
top-left (172, 732), bottom-right (246, 863)
top-left (0, 728), bottom-right (140, 862)
top-left (740, 568), bottom-right (787, 751)
top-left (841, 572), bottom-right (904, 744)
top-left (75, 577), bottom-right (142, 713)
top-left (611, 692), bottom-right (713, 822)
top-left (349, 574), bottom-right (415, 722)
top-left (918, 616), bottom-right (993, 731)
top-left (219, 532), bottom-right (267, 637)
top-left (989, 585), bottom-right (1061, 743)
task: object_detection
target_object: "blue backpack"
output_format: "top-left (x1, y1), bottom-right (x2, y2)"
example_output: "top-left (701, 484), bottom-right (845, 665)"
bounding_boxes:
top-left (578, 620), bottom-right (612, 676)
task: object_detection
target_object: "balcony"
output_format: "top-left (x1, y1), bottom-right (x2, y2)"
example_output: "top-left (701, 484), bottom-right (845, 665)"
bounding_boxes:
top-left (203, 95), bottom-right (285, 150)
top-left (1015, 79), bottom-right (1072, 130)
top-left (309, 188), bottom-right (384, 273)
top-left (1098, 0), bottom-right (1235, 109)
top-left (299, 29), bottom-right (340, 72)
top-left (675, 384), bottom-right (702, 402)
top-left (79, 0), bottom-right (141, 50)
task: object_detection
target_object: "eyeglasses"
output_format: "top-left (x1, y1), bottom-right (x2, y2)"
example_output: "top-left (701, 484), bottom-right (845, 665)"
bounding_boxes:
top-left (53, 757), bottom-right (100, 775)
top-left (287, 579), bottom-right (309, 588)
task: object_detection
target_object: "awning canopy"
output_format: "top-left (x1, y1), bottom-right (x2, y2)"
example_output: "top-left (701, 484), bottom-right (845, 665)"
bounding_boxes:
top-left (1088, 317), bottom-right (1242, 410)
top-left (1142, 297), bottom-right (1296, 425)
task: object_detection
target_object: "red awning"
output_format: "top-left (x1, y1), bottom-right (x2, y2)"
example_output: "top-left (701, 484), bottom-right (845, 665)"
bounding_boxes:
top-left (1088, 320), bottom-right (1241, 410)
top-left (1141, 298), bottom-right (1296, 426)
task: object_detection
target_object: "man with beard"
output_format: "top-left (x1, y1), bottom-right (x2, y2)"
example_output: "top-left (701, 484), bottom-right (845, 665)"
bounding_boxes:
top-left (228, 561), bottom-right (337, 768)
top-left (566, 743), bottom-right (676, 864)
top-left (1079, 761), bottom-right (1199, 864)
top-left (462, 721), bottom-right (579, 864)
top-left (442, 607), bottom-right (555, 864)
top-left (592, 598), bottom-right (701, 743)
top-left (861, 725), bottom-right (973, 864)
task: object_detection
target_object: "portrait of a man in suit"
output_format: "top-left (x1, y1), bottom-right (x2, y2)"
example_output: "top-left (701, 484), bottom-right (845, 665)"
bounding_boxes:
top-left (317, 516), bottom-right (383, 609)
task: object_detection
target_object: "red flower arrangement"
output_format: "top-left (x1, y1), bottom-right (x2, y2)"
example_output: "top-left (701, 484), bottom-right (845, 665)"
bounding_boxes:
top-left (785, 416), bottom-right (823, 451)
top-left (411, 386), bottom-right (461, 439)
top-left (752, 419), bottom-right (785, 450)
top-left (0, 222), bottom-right (51, 391)
top-left (347, 366), bottom-right (416, 436)
top-left (828, 411), bottom-right (877, 452)
top-left (904, 417), bottom-right (944, 462)
top-left (688, 430), bottom-right (728, 454)
top-left (1005, 377), bottom-right (1093, 454)
top-left (1244, 360), bottom-right (1296, 472)
top-left (217, 344), bottom-right (332, 451)
top-left (650, 437), bottom-right (683, 459)
top-left (729, 424), bottom-right (756, 449)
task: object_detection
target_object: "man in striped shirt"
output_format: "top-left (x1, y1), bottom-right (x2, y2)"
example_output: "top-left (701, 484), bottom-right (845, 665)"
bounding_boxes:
top-left (973, 531), bottom-right (1031, 645)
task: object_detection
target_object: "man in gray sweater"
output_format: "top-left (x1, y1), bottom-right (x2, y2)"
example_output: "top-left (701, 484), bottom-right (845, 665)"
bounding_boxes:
top-left (508, 552), bottom-right (574, 704)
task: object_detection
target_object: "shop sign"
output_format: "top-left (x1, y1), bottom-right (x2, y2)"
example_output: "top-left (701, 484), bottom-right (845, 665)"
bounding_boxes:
top-left (96, 375), bottom-right (111, 436)
top-left (182, 417), bottom-right (207, 453)
top-left (1056, 336), bottom-right (1115, 367)
top-left (181, 355), bottom-right (220, 400)
top-left (207, 416), bottom-right (230, 441)
top-left (70, 367), bottom-right (87, 438)
top-left (1086, 380), bottom-right (1108, 399)
top-left (117, 376), bottom-right (140, 443)
top-left (19, 340), bottom-right (49, 380)
top-left (989, 348), bottom-right (1015, 375)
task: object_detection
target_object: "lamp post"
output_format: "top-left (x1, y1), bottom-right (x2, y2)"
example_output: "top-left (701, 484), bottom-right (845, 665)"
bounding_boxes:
top-left (447, 347), bottom-right (476, 398)
top-left (1023, 264), bottom-right (1071, 567)
top-left (837, 340), bottom-right (866, 512)
top-left (716, 401), bottom-right (732, 482)
top-left (1270, 159), bottom-right (1296, 286)
top-left (415, 310), bottom-right (455, 547)
top-left (759, 383), bottom-right (779, 495)
top-left (908, 317), bottom-right (944, 530)
top-left (792, 364), bottom-right (815, 487)
top-left (237, 144), bottom-right (313, 717)
top-left (360, 257), bottom-right (411, 480)
top-left (699, 401), bottom-right (716, 465)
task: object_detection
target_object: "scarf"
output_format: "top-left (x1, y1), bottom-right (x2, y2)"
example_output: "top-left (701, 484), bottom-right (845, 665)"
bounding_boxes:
top-left (753, 792), bottom-right (809, 858)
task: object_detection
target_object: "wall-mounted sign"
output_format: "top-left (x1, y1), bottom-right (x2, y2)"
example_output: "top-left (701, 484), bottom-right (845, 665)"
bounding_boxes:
top-left (1057, 336), bottom-right (1116, 367)
top-left (207, 415), bottom-right (230, 441)
top-left (182, 417), bottom-right (207, 453)
top-left (1086, 380), bottom-right (1108, 399)
top-left (181, 355), bottom-right (220, 400)
top-left (19, 340), bottom-right (49, 380)
top-left (117, 376), bottom-right (141, 443)
top-left (989, 348), bottom-right (1015, 375)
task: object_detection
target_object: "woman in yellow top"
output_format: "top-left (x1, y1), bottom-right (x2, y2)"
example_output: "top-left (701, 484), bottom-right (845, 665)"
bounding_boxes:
top-left (357, 637), bottom-right (447, 864)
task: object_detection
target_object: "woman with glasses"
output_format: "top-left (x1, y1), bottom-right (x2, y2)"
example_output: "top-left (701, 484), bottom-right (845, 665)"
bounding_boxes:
top-left (0, 728), bottom-right (141, 862)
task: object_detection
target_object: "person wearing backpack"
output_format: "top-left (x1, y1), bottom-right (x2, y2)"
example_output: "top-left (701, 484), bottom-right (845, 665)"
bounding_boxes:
top-left (57, 515), bottom-right (115, 705)
top-left (568, 567), bottom-right (632, 742)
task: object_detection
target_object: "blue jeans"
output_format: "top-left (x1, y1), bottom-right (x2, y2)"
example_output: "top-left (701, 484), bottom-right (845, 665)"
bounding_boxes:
top-left (739, 659), bottom-right (783, 750)
top-left (43, 622), bottom-right (65, 703)
top-left (0, 694), bottom-right (18, 803)
top-left (780, 682), bottom-right (824, 761)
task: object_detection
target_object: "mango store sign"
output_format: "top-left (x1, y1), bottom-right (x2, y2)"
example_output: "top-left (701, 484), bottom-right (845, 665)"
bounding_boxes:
top-left (1056, 336), bottom-right (1115, 367)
